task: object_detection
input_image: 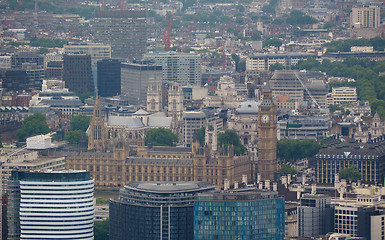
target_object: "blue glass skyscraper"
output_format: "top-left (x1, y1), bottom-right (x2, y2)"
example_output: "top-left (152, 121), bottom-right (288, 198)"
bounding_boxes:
top-left (194, 189), bottom-right (285, 240)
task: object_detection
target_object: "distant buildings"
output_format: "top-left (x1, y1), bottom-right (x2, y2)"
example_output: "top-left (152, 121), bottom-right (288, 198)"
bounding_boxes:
top-left (194, 189), bottom-right (285, 240)
top-left (64, 42), bottom-right (111, 66)
top-left (93, 10), bottom-right (147, 60)
top-left (278, 116), bottom-right (331, 140)
top-left (333, 195), bottom-right (384, 239)
top-left (109, 181), bottom-right (216, 240)
top-left (315, 137), bottom-right (385, 183)
top-left (246, 53), bottom-right (319, 71)
top-left (2, 70), bottom-right (33, 92)
top-left (0, 148), bottom-right (65, 193)
top-left (7, 170), bottom-right (94, 240)
top-left (97, 59), bottom-right (121, 97)
top-left (328, 87), bottom-right (357, 105)
top-left (270, 70), bottom-right (304, 103)
top-left (11, 51), bottom-right (43, 69)
top-left (121, 61), bottom-right (162, 106)
top-left (63, 54), bottom-right (94, 94)
top-left (297, 194), bottom-right (334, 238)
top-left (144, 52), bottom-right (201, 86)
top-left (351, 5), bottom-right (380, 29)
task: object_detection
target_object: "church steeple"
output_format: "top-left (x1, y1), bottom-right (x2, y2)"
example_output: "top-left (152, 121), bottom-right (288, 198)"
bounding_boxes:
top-left (88, 91), bottom-right (106, 151)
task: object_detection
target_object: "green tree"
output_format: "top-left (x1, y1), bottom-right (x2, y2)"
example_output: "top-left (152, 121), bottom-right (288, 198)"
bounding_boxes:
top-left (145, 128), bottom-right (178, 146)
top-left (277, 164), bottom-right (298, 175)
top-left (77, 92), bottom-right (94, 103)
top-left (277, 139), bottom-right (321, 162)
top-left (286, 10), bottom-right (317, 26)
top-left (217, 130), bottom-right (246, 156)
top-left (269, 63), bottom-right (285, 71)
top-left (17, 113), bottom-right (50, 142)
top-left (263, 37), bottom-right (282, 48)
top-left (65, 130), bottom-right (83, 145)
top-left (339, 166), bottom-right (361, 181)
top-left (70, 115), bottom-right (91, 132)
top-left (94, 218), bottom-right (109, 240)
top-left (195, 127), bottom-right (205, 146)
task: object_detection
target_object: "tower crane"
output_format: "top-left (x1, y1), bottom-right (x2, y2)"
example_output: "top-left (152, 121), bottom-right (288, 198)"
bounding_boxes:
top-left (220, 6), bottom-right (232, 71)
top-left (296, 74), bottom-right (320, 108)
top-left (163, 7), bottom-right (175, 52)
top-left (4, 0), bottom-right (22, 29)
top-left (178, 9), bottom-right (199, 52)
top-left (100, 0), bottom-right (105, 10)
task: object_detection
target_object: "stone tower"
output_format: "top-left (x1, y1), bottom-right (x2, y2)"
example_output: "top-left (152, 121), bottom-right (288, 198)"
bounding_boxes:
top-left (88, 94), bottom-right (106, 151)
top-left (257, 83), bottom-right (277, 181)
top-left (146, 85), bottom-right (162, 113)
top-left (371, 112), bottom-right (383, 138)
top-left (168, 84), bottom-right (183, 122)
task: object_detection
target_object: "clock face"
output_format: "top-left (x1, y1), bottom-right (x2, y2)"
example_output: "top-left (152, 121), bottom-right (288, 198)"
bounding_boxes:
top-left (261, 114), bottom-right (269, 123)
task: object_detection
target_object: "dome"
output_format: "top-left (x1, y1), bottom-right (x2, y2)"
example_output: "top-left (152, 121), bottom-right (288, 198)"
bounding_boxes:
top-left (236, 100), bottom-right (261, 114)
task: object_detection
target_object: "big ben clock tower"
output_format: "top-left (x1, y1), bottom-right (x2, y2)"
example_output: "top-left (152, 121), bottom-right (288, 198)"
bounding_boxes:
top-left (258, 83), bottom-right (277, 181)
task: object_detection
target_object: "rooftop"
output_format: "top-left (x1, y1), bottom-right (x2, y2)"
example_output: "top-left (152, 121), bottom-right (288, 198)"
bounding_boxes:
top-left (126, 181), bottom-right (215, 193)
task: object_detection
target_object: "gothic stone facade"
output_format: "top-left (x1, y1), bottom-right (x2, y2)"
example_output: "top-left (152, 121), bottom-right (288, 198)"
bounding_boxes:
top-left (65, 141), bottom-right (254, 189)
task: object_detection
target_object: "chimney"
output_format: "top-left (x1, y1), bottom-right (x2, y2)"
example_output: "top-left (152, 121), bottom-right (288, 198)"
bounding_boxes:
top-left (234, 181), bottom-right (238, 189)
top-left (224, 179), bottom-right (230, 190)
top-left (297, 188), bottom-right (302, 200)
top-left (281, 176), bottom-right (287, 185)
top-left (265, 180), bottom-right (270, 190)
top-left (273, 182), bottom-right (277, 191)
top-left (302, 175), bottom-right (306, 185)
top-left (257, 173), bottom-right (261, 184)
top-left (311, 184), bottom-right (316, 195)
top-left (242, 174), bottom-right (247, 184)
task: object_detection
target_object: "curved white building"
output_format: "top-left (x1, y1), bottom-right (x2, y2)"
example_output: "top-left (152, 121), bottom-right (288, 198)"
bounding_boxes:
top-left (7, 170), bottom-right (94, 240)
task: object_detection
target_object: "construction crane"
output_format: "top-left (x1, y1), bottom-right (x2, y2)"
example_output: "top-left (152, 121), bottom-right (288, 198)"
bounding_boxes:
top-left (118, 0), bottom-right (125, 10)
top-left (4, 0), bottom-right (22, 29)
top-left (220, 6), bottom-right (232, 71)
top-left (178, 9), bottom-right (199, 52)
top-left (101, 0), bottom-right (105, 10)
top-left (163, 7), bottom-right (175, 52)
top-left (296, 74), bottom-right (320, 108)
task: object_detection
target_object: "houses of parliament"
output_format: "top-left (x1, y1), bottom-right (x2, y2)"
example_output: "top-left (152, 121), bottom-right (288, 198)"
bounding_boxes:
top-left (65, 86), bottom-right (277, 189)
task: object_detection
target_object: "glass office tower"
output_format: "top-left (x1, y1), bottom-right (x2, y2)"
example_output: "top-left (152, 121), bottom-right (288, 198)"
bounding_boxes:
top-left (194, 189), bottom-right (285, 240)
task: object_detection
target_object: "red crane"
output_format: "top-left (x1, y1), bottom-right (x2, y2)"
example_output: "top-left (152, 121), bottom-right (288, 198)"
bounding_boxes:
top-left (118, 0), bottom-right (125, 10)
top-left (221, 6), bottom-right (232, 72)
top-left (163, 7), bottom-right (175, 52)
top-left (101, 0), bottom-right (105, 11)
top-left (178, 9), bottom-right (199, 52)
top-left (4, 0), bottom-right (22, 29)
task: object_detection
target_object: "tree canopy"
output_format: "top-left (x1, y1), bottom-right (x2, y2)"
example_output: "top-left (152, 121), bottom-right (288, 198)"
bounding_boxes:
top-left (277, 139), bottom-right (321, 162)
top-left (293, 57), bottom-right (385, 120)
top-left (339, 166), bottom-right (361, 181)
top-left (286, 10), bottom-right (317, 26)
top-left (277, 164), bottom-right (298, 175)
top-left (263, 37), bottom-right (282, 48)
top-left (324, 37), bottom-right (385, 52)
top-left (94, 218), bottom-right (109, 240)
top-left (217, 130), bottom-right (246, 156)
top-left (145, 128), bottom-right (178, 147)
top-left (70, 115), bottom-right (91, 132)
top-left (65, 115), bottom-right (90, 145)
top-left (17, 113), bottom-right (50, 142)
top-left (195, 127), bottom-right (206, 146)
